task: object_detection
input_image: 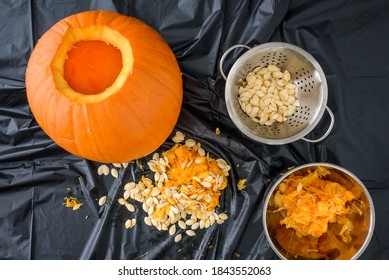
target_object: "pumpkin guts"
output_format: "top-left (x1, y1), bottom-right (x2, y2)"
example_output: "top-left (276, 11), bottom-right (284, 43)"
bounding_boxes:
top-left (273, 167), bottom-right (358, 242)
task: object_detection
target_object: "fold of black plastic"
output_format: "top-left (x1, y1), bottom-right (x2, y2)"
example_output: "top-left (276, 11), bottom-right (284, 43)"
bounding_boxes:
top-left (1, 0), bottom-right (388, 259)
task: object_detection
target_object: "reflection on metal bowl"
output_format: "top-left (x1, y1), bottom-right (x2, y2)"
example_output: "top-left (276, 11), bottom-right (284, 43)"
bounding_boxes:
top-left (262, 163), bottom-right (375, 260)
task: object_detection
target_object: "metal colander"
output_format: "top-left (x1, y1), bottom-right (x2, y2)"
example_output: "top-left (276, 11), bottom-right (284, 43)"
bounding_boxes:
top-left (220, 42), bottom-right (334, 144)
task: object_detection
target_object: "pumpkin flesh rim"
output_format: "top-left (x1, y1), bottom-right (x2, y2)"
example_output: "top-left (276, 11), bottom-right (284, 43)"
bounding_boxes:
top-left (51, 25), bottom-right (134, 103)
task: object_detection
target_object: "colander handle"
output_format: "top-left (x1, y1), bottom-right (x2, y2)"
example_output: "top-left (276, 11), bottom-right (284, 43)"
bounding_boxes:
top-left (219, 44), bottom-right (251, 80)
top-left (302, 106), bottom-right (335, 143)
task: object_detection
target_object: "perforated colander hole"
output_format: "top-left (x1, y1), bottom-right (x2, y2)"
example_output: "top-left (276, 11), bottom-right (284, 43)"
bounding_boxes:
top-left (286, 106), bottom-right (312, 127)
top-left (260, 52), bottom-right (288, 66)
top-left (255, 124), bottom-right (281, 136)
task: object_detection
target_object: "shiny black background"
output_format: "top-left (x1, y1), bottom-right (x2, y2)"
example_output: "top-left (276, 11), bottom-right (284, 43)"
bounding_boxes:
top-left (0, 0), bottom-right (388, 259)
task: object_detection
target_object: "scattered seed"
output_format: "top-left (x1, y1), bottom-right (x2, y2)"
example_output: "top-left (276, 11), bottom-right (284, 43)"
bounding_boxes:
top-left (125, 219), bottom-right (132, 229)
top-left (185, 139), bottom-right (196, 148)
top-left (123, 190), bottom-right (131, 200)
top-left (169, 224), bottom-right (177, 236)
top-left (98, 196), bottom-right (107, 206)
top-left (125, 203), bottom-right (135, 212)
top-left (185, 219), bottom-right (196, 226)
top-left (111, 168), bottom-right (119, 178)
top-left (186, 230), bottom-right (196, 236)
top-left (174, 234), bottom-right (182, 242)
top-left (98, 164), bottom-right (110, 176)
top-left (178, 220), bottom-right (186, 229)
top-left (124, 182), bottom-right (136, 191)
top-left (219, 213), bottom-right (228, 220)
top-left (191, 222), bottom-right (200, 230)
top-left (118, 198), bottom-right (127, 205)
top-left (144, 216), bottom-right (152, 226)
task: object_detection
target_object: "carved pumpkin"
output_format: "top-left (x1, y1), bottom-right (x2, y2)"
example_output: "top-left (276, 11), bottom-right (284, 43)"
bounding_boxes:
top-left (25, 11), bottom-right (183, 163)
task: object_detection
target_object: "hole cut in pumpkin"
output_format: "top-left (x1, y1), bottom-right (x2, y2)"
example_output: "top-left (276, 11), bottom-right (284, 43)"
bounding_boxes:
top-left (51, 25), bottom-right (134, 103)
top-left (64, 40), bottom-right (123, 95)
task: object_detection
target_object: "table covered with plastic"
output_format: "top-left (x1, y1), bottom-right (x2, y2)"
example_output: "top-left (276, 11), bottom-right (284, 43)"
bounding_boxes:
top-left (1, 0), bottom-right (388, 259)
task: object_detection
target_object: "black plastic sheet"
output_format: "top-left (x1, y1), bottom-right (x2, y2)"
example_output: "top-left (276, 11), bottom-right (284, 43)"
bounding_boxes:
top-left (1, 0), bottom-right (389, 259)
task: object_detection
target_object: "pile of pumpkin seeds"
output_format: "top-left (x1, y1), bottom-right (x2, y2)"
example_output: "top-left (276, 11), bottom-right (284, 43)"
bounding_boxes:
top-left (97, 131), bottom-right (230, 242)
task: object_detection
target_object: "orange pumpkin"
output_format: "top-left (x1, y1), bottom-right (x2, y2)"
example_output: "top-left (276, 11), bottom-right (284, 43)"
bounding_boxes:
top-left (25, 11), bottom-right (183, 163)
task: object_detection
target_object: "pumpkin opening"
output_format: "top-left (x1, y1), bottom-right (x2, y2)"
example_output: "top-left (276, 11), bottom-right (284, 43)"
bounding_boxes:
top-left (51, 26), bottom-right (134, 103)
top-left (64, 40), bottom-right (123, 95)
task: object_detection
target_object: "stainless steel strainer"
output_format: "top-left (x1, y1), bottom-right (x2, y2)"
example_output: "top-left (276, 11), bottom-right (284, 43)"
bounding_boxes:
top-left (220, 42), bottom-right (334, 144)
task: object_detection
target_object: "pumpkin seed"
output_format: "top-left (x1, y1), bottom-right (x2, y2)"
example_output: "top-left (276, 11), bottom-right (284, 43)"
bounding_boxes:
top-left (123, 190), bottom-right (131, 200)
top-left (237, 64), bottom-right (299, 126)
top-left (148, 205), bottom-right (155, 215)
top-left (170, 205), bottom-right (179, 214)
top-left (191, 222), bottom-right (200, 230)
top-left (118, 198), bottom-right (127, 205)
top-left (125, 219), bottom-right (132, 229)
top-left (98, 195), bottom-right (107, 206)
top-left (161, 223), bottom-right (168, 231)
top-left (200, 181), bottom-right (212, 188)
top-left (185, 219), bottom-right (196, 226)
top-left (185, 139), bottom-right (196, 148)
top-left (142, 202), bottom-right (149, 212)
top-left (169, 224), bottom-right (176, 236)
top-left (174, 233), bottom-right (182, 242)
top-left (111, 168), bottom-right (119, 178)
top-left (219, 213), bottom-right (228, 220)
top-left (98, 164), bottom-right (109, 176)
top-left (144, 216), bottom-right (152, 226)
top-left (186, 230), bottom-right (196, 236)
top-left (112, 163), bottom-right (121, 168)
top-left (151, 188), bottom-right (160, 196)
top-left (125, 203), bottom-right (135, 212)
top-left (178, 220), bottom-right (186, 229)
top-left (124, 182), bottom-right (136, 191)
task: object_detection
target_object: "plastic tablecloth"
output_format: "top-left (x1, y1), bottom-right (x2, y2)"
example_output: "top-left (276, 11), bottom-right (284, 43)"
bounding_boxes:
top-left (1, 0), bottom-right (388, 260)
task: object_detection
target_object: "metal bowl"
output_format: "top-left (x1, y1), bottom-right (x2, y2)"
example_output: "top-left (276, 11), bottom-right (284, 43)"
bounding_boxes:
top-left (262, 163), bottom-right (375, 260)
top-left (220, 42), bottom-right (334, 144)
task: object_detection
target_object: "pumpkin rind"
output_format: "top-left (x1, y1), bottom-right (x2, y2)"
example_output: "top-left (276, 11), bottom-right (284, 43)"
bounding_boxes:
top-left (25, 11), bottom-right (183, 163)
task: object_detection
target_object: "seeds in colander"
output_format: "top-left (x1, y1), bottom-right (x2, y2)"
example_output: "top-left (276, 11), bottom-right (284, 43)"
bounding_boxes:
top-left (98, 195), bottom-right (107, 206)
top-left (238, 64), bottom-right (300, 126)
